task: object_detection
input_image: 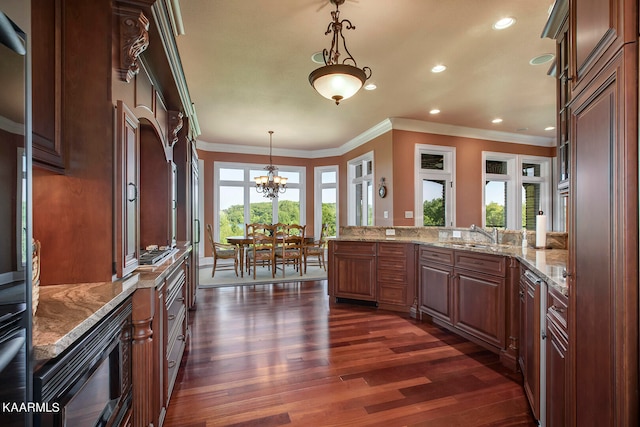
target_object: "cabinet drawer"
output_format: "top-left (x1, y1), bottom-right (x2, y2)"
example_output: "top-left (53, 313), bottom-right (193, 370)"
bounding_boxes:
top-left (547, 285), bottom-right (568, 331)
top-left (420, 246), bottom-right (454, 265)
top-left (377, 242), bottom-right (408, 257)
top-left (167, 293), bottom-right (185, 335)
top-left (166, 260), bottom-right (186, 293)
top-left (454, 251), bottom-right (506, 277)
top-left (166, 315), bottom-right (186, 398)
top-left (378, 284), bottom-right (406, 305)
top-left (332, 241), bottom-right (377, 255)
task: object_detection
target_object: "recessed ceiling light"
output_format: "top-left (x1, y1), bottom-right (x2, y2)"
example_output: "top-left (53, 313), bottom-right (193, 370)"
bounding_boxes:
top-left (364, 83), bottom-right (377, 91)
top-left (431, 64), bottom-right (447, 73)
top-left (429, 109), bottom-right (440, 115)
top-left (311, 51), bottom-right (325, 64)
top-left (545, 126), bottom-right (556, 131)
top-left (493, 17), bottom-right (516, 30)
top-left (530, 53), bottom-right (555, 65)
top-left (492, 118), bottom-right (503, 124)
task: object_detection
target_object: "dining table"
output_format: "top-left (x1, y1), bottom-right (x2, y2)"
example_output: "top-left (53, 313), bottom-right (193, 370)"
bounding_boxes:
top-left (226, 235), bottom-right (314, 278)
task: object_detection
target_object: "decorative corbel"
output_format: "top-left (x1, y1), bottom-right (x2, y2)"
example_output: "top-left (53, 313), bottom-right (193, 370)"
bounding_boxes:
top-left (119, 8), bottom-right (150, 83)
top-left (168, 111), bottom-right (184, 147)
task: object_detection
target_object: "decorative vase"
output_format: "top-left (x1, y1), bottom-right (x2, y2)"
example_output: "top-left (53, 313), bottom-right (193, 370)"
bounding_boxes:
top-left (32, 239), bottom-right (41, 315)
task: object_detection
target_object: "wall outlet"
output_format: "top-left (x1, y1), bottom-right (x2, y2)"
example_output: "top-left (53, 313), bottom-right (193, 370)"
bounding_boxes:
top-left (383, 210), bottom-right (388, 218)
top-left (452, 230), bottom-right (461, 238)
top-left (385, 228), bottom-right (395, 236)
top-left (404, 211), bottom-right (413, 219)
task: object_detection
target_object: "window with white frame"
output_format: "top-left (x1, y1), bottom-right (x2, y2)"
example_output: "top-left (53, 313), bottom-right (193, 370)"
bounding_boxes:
top-left (314, 166), bottom-right (338, 238)
top-left (348, 152), bottom-right (373, 226)
top-left (482, 152), bottom-right (551, 230)
top-left (415, 145), bottom-right (456, 227)
top-left (214, 162), bottom-right (305, 242)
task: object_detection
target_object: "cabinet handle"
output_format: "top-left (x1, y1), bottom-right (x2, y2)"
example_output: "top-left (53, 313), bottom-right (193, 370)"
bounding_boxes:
top-left (168, 360), bottom-right (176, 369)
top-left (542, 332), bottom-right (547, 340)
top-left (519, 290), bottom-right (525, 298)
top-left (194, 219), bottom-right (201, 243)
top-left (550, 305), bottom-right (565, 313)
top-left (127, 182), bottom-right (137, 202)
top-left (178, 297), bottom-right (185, 302)
top-left (562, 269), bottom-right (572, 278)
top-left (168, 314), bottom-right (176, 321)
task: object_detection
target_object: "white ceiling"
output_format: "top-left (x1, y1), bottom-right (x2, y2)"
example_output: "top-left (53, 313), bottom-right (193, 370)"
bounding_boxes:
top-left (175, 0), bottom-right (558, 153)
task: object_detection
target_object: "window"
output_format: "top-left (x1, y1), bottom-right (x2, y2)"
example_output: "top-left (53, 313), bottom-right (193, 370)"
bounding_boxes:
top-left (314, 166), bottom-right (338, 238)
top-left (348, 153), bottom-right (373, 226)
top-left (415, 145), bottom-right (456, 226)
top-left (482, 153), bottom-right (551, 230)
top-left (214, 162), bottom-right (305, 242)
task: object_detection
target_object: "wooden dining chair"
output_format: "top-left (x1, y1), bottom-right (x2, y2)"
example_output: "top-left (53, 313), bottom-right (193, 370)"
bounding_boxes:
top-left (247, 223), bottom-right (276, 279)
top-left (275, 223), bottom-right (305, 277)
top-left (304, 223), bottom-right (328, 273)
top-left (206, 224), bottom-right (239, 277)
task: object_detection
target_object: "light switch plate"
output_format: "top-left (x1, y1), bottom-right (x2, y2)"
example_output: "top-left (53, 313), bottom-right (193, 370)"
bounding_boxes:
top-left (385, 229), bottom-right (395, 236)
top-left (404, 211), bottom-right (413, 219)
top-left (383, 211), bottom-right (388, 218)
top-left (452, 230), bottom-right (461, 238)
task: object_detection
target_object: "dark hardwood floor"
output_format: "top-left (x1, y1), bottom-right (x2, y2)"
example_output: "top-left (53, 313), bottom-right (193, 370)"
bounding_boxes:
top-left (165, 280), bottom-right (536, 427)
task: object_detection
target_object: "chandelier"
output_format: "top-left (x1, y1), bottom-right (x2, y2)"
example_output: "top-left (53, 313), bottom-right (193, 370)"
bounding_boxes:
top-left (254, 131), bottom-right (287, 199)
top-left (308, 0), bottom-right (372, 105)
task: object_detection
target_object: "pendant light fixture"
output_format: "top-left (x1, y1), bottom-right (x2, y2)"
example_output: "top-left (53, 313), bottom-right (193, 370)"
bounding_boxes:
top-left (308, 0), bottom-right (372, 105)
top-left (254, 131), bottom-right (287, 199)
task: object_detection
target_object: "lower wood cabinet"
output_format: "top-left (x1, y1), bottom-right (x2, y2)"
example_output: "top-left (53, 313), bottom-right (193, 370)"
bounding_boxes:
top-left (546, 285), bottom-right (568, 427)
top-left (418, 247), bottom-right (454, 324)
top-left (328, 240), bottom-right (377, 302)
top-left (519, 265), bottom-right (541, 422)
top-left (328, 240), bottom-right (415, 312)
top-left (419, 247), bottom-right (509, 358)
top-left (132, 253), bottom-right (189, 427)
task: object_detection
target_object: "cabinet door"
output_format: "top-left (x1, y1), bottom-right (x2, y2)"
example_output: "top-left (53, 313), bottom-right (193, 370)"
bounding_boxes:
top-left (115, 101), bottom-right (140, 277)
top-left (377, 243), bottom-right (414, 309)
top-left (523, 280), bottom-right (540, 420)
top-left (31, 0), bottom-right (65, 171)
top-left (329, 241), bottom-right (376, 301)
top-left (453, 269), bottom-right (505, 349)
top-left (518, 281), bottom-right (527, 374)
top-left (419, 261), bottom-right (453, 324)
top-left (570, 50), bottom-right (637, 427)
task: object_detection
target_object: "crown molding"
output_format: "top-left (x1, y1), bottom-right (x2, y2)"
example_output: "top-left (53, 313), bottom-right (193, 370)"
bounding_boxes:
top-left (389, 118), bottom-right (555, 147)
top-left (196, 117), bottom-right (555, 158)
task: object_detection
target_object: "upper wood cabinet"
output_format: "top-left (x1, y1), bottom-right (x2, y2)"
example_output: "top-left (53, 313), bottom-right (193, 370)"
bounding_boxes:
top-left (570, 0), bottom-right (637, 95)
top-left (31, 0), bottom-right (65, 172)
top-left (115, 101), bottom-right (140, 278)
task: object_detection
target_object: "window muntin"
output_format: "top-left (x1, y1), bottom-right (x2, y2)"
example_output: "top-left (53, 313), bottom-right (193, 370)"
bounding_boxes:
top-left (348, 153), bottom-right (374, 226)
top-left (315, 166), bottom-right (338, 238)
top-left (482, 153), bottom-right (550, 231)
top-left (215, 162), bottom-right (305, 243)
top-left (415, 145), bottom-right (455, 227)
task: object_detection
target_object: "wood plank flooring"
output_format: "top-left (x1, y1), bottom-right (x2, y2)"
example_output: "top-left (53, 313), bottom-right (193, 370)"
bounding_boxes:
top-left (164, 280), bottom-right (536, 427)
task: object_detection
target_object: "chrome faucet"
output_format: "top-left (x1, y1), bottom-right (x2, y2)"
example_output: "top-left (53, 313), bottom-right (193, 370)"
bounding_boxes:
top-left (469, 224), bottom-right (498, 244)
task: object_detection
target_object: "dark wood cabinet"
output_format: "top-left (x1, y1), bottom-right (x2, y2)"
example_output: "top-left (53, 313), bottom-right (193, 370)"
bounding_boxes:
top-left (31, 0), bottom-right (65, 172)
top-left (376, 243), bottom-right (415, 312)
top-left (418, 247), bottom-right (454, 324)
top-left (519, 267), bottom-right (541, 422)
top-left (546, 286), bottom-right (568, 427)
top-left (453, 251), bottom-right (506, 350)
top-left (328, 240), bottom-right (377, 302)
top-left (569, 48), bottom-right (637, 426)
top-left (419, 247), bottom-right (510, 359)
top-left (114, 100), bottom-right (140, 278)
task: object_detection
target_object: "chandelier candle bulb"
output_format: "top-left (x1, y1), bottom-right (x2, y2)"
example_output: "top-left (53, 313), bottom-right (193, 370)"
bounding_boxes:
top-left (535, 211), bottom-right (547, 248)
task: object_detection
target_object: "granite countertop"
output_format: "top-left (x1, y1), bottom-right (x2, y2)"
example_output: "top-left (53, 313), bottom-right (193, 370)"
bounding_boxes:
top-left (332, 235), bottom-right (568, 295)
top-left (32, 244), bottom-right (192, 361)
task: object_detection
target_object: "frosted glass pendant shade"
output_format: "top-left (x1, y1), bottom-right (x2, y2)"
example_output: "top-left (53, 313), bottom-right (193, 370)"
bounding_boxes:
top-left (309, 64), bottom-right (367, 105)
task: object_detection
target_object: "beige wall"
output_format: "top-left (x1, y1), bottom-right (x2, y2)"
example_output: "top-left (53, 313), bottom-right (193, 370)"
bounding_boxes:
top-left (197, 129), bottom-right (555, 255)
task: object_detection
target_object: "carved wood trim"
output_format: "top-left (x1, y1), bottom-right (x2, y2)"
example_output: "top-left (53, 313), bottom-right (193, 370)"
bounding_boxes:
top-left (168, 111), bottom-right (184, 147)
top-left (118, 8), bottom-right (150, 83)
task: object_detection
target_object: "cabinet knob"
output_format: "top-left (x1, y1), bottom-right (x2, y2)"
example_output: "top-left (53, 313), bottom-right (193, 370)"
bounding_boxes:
top-left (550, 305), bottom-right (565, 313)
top-left (168, 314), bottom-right (176, 321)
top-left (562, 269), bottom-right (572, 278)
top-left (168, 360), bottom-right (176, 369)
